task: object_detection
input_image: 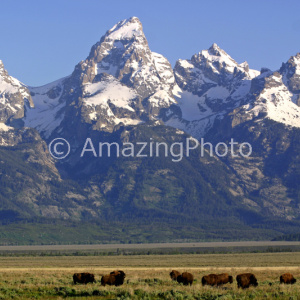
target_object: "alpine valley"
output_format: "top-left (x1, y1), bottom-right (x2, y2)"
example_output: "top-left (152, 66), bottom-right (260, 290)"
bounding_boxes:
top-left (1, 17), bottom-right (300, 244)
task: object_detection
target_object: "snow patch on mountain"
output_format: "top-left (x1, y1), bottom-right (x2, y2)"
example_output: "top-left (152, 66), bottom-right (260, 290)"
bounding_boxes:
top-left (166, 113), bottom-right (217, 139)
top-left (85, 16), bottom-right (177, 118)
top-left (95, 63), bottom-right (118, 77)
top-left (24, 77), bottom-right (66, 138)
top-left (152, 52), bottom-right (176, 85)
top-left (113, 117), bottom-right (143, 126)
top-left (166, 44), bottom-right (261, 138)
top-left (165, 86), bottom-right (222, 138)
top-left (231, 79), bottom-right (253, 100)
top-left (206, 86), bottom-right (230, 99)
top-left (83, 77), bottom-right (137, 111)
top-left (246, 73), bottom-right (300, 127)
top-left (176, 90), bottom-right (213, 121)
top-left (106, 17), bottom-right (143, 41)
top-left (249, 68), bottom-right (261, 79)
top-left (0, 123), bottom-right (13, 131)
top-left (148, 90), bottom-right (176, 108)
top-left (0, 77), bottom-right (20, 95)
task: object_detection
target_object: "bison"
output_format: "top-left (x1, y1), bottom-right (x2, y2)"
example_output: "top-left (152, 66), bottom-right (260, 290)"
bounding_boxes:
top-left (73, 272), bottom-right (96, 284)
top-left (202, 274), bottom-right (218, 286)
top-left (177, 272), bottom-right (194, 286)
top-left (236, 273), bottom-right (258, 289)
top-left (170, 270), bottom-right (181, 281)
top-left (216, 273), bottom-right (233, 285)
top-left (202, 273), bottom-right (233, 286)
top-left (101, 270), bottom-right (126, 286)
top-left (280, 273), bottom-right (296, 284)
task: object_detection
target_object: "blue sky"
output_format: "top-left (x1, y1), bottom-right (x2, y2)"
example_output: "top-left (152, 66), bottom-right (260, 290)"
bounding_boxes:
top-left (1, 0), bottom-right (300, 86)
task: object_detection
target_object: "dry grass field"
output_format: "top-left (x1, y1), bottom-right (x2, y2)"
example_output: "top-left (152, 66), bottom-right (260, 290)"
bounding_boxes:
top-left (0, 252), bottom-right (300, 299)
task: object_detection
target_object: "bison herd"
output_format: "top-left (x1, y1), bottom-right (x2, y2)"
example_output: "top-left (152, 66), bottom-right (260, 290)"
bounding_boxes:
top-left (170, 270), bottom-right (194, 285)
top-left (72, 270), bottom-right (297, 289)
top-left (171, 271), bottom-right (296, 289)
top-left (73, 270), bottom-right (126, 286)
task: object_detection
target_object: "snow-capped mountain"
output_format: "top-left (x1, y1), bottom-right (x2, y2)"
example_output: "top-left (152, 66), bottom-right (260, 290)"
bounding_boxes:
top-left (228, 68), bottom-right (300, 129)
top-left (87, 17), bottom-right (177, 105)
top-left (6, 17), bottom-right (298, 142)
top-left (0, 60), bottom-right (33, 125)
top-left (1, 16), bottom-right (300, 243)
top-left (20, 17), bottom-right (178, 140)
top-left (163, 43), bottom-right (261, 138)
top-left (161, 44), bottom-right (300, 138)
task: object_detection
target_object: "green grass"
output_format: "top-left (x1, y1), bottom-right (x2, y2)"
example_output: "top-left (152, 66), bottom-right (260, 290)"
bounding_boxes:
top-left (0, 252), bottom-right (300, 299)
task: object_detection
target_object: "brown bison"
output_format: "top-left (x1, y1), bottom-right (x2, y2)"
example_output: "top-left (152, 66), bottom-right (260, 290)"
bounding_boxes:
top-left (101, 270), bottom-right (126, 286)
top-left (216, 273), bottom-right (233, 285)
top-left (280, 273), bottom-right (296, 284)
top-left (170, 270), bottom-right (181, 281)
top-left (177, 272), bottom-right (194, 286)
top-left (202, 274), bottom-right (218, 286)
top-left (236, 273), bottom-right (258, 289)
top-left (73, 272), bottom-right (96, 284)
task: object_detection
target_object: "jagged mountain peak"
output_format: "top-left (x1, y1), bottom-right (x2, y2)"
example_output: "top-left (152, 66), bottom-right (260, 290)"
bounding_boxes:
top-left (280, 53), bottom-right (300, 74)
top-left (168, 44), bottom-right (261, 138)
top-left (81, 17), bottom-right (177, 101)
top-left (194, 44), bottom-right (239, 72)
top-left (81, 17), bottom-right (171, 94)
top-left (174, 43), bottom-right (258, 94)
top-left (279, 53), bottom-right (300, 95)
top-left (0, 60), bottom-right (8, 76)
top-left (239, 61), bottom-right (249, 71)
top-left (0, 59), bottom-right (33, 124)
top-left (207, 43), bottom-right (228, 57)
top-left (105, 16), bottom-right (143, 41)
top-left (287, 52), bottom-right (300, 66)
top-left (32, 17), bottom-right (177, 139)
top-left (88, 16), bottom-right (147, 63)
top-left (231, 60), bottom-right (300, 129)
top-left (209, 42), bottom-right (219, 50)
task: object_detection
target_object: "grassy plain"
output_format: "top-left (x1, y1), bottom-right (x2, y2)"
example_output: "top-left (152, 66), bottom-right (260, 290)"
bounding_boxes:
top-left (0, 252), bottom-right (300, 299)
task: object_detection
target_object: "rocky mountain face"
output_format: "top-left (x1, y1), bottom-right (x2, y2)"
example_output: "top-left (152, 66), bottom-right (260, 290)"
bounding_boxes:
top-left (22, 17), bottom-right (178, 145)
top-left (163, 43), bottom-right (260, 138)
top-left (222, 55), bottom-right (300, 130)
top-left (0, 124), bottom-right (107, 223)
top-left (202, 53), bottom-right (300, 221)
top-left (0, 60), bottom-right (33, 126)
top-left (0, 17), bottom-right (300, 243)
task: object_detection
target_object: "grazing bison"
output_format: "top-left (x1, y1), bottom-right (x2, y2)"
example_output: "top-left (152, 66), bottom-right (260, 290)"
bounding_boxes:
top-left (73, 273), bottom-right (96, 284)
top-left (101, 270), bottom-right (126, 286)
top-left (216, 273), bottom-right (233, 285)
top-left (170, 270), bottom-right (181, 281)
top-left (202, 274), bottom-right (218, 286)
top-left (177, 272), bottom-right (194, 286)
top-left (236, 273), bottom-right (258, 289)
top-left (280, 273), bottom-right (296, 284)
top-left (110, 270), bottom-right (126, 286)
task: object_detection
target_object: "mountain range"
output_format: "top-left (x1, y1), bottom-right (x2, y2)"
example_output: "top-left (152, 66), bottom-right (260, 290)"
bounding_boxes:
top-left (0, 17), bottom-right (300, 244)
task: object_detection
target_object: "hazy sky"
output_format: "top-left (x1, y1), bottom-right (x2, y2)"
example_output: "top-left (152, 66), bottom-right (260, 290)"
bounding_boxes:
top-left (1, 0), bottom-right (300, 86)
